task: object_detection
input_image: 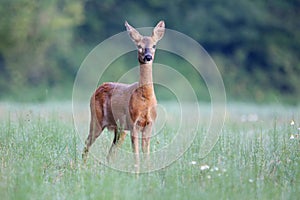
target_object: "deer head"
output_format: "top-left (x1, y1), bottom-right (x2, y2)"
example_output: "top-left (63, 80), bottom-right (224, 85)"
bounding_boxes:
top-left (125, 21), bottom-right (165, 64)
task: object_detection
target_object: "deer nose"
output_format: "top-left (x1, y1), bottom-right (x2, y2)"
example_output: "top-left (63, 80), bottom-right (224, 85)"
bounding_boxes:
top-left (144, 54), bottom-right (152, 62)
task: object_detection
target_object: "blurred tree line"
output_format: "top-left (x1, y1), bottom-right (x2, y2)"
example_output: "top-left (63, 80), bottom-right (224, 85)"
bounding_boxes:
top-left (0, 0), bottom-right (299, 103)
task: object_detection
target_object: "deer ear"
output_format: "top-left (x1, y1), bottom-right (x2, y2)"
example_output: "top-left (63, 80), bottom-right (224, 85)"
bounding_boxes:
top-left (152, 21), bottom-right (165, 42)
top-left (125, 21), bottom-right (142, 44)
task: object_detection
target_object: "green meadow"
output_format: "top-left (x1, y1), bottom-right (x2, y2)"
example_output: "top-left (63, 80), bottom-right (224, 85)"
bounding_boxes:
top-left (0, 102), bottom-right (299, 199)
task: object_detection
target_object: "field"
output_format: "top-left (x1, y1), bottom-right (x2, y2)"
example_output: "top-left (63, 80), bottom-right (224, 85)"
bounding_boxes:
top-left (0, 102), bottom-right (299, 199)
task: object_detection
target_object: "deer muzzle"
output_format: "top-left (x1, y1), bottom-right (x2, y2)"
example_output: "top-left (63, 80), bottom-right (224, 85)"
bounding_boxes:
top-left (144, 48), bottom-right (153, 62)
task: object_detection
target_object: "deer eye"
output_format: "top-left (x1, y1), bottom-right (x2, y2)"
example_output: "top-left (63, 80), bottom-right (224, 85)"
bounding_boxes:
top-left (137, 45), bottom-right (143, 52)
top-left (152, 45), bottom-right (156, 49)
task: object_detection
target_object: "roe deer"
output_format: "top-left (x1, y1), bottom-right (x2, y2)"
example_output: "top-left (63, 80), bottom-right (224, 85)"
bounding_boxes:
top-left (82, 21), bottom-right (165, 172)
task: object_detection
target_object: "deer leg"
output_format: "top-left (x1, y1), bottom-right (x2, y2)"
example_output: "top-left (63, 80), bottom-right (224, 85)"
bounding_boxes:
top-left (107, 129), bottom-right (127, 162)
top-left (82, 118), bottom-right (103, 163)
top-left (142, 122), bottom-right (152, 168)
top-left (131, 126), bottom-right (140, 173)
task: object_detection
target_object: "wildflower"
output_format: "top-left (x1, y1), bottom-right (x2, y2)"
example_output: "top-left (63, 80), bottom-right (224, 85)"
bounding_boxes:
top-left (210, 166), bottom-right (219, 172)
top-left (207, 175), bottom-right (211, 179)
top-left (248, 179), bottom-right (254, 183)
top-left (290, 120), bottom-right (295, 126)
top-left (200, 164), bottom-right (210, 171)
top-left (290, 134), bottom-right (295, 140)
top-left (189, 161), bottom-right (197, 165)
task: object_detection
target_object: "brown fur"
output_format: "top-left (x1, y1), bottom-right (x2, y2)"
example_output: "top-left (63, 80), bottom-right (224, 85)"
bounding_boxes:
top-left (130, 85), bottom-right (157, 128)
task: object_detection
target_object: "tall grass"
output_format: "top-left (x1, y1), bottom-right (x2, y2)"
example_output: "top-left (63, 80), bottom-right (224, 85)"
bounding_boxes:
top-left (0, 103), bottom-right (299, 199)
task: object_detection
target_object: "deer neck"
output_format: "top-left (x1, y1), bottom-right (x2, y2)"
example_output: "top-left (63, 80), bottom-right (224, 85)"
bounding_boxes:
top-left (139, 63), bottom-right (154, 88)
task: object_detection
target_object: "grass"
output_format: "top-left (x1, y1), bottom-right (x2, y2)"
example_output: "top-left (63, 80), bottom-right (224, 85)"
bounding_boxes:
top-left (0, 102), bottom-right (299, 199)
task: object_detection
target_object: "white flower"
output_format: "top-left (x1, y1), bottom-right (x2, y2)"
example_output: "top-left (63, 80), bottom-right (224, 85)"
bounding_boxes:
top-left (200, 164), bottom-right (210, 171)
top-left (249, 179), bottom-right (254, 183)
top-left (210, 166), bottom-right (219, 172)
top-left (290, 134), bottom-right (295, 140)
top-left (290, 120), bottom-right (295, 126)
top-left (189, 161), bottom-right (197, 165)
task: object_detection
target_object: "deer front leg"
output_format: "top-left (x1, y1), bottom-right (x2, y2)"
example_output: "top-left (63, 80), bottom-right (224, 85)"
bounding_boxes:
top-left (131, 126), bottom-right (140, 173)
top-left (142, 122), bottom-right (152, 168)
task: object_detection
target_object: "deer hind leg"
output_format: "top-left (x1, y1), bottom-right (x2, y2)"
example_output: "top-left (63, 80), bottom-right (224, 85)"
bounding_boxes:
top-left (107, 129), bottom-right (127, 162)
top-left (82, 113), bottom-right (103, 163)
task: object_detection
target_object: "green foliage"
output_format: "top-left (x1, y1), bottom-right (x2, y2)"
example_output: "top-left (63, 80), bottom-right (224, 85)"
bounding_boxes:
top-left (0, 0), bottom-right (299, 103)
top-left (0, 0), bottom-right (84, 101)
